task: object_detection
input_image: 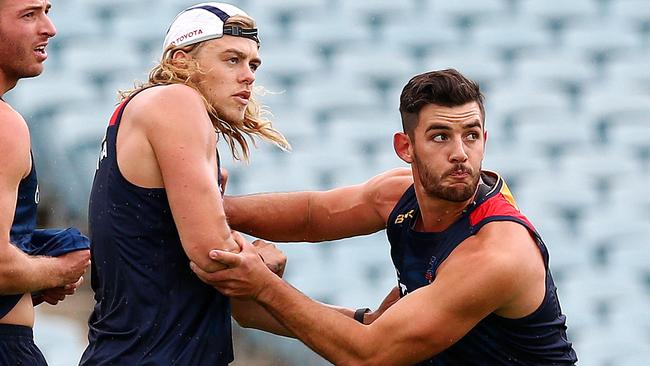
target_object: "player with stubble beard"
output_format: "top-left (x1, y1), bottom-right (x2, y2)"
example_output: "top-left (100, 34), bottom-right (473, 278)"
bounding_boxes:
top-left (0, 1), bottom-right (91, 365)
top-left (193, 69), bottom-right (578, 365)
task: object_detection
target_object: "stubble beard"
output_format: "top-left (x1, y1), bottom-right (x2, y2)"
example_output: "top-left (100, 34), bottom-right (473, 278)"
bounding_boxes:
top-left (0, 37), bottom-right (42, 82)
top-left (414, 154), bottom-right (480, 203)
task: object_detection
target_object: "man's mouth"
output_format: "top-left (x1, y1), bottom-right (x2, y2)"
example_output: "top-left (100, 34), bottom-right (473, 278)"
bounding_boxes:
top-left (234, 91), bottom-right (250, 99)
top-left (34, 44), bottom-right (48, 59)
top-left (233, 91), bottom-right (251, 105)
top-left (447, 166), bottom-right (471, 178)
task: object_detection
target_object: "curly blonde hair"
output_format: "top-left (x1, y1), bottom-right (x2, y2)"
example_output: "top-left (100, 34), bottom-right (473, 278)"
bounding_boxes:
top-left (120, 16), bottom-right (290, 161)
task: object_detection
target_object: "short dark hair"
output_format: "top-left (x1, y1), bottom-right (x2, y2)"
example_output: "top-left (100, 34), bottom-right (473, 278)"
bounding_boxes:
top-left (399, 69), bottom-right (485, 136)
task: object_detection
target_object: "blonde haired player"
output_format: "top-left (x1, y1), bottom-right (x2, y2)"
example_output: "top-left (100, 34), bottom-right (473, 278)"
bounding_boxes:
top-left (80, 3), bottom-right (289, 365)
top-left (80, 3), bottom-right (399, 364)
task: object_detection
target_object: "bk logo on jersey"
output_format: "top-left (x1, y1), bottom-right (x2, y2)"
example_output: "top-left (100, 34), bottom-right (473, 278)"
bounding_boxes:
top-left (394, 209), bottom-right (414, 224)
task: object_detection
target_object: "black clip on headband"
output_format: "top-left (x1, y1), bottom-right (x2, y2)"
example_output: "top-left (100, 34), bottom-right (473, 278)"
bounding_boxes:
top-left (223, 26), bottom-right (260, 45)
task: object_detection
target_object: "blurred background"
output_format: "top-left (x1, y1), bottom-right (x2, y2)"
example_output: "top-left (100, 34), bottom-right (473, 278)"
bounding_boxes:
top-left (4, 0), bottom-right (649, 364)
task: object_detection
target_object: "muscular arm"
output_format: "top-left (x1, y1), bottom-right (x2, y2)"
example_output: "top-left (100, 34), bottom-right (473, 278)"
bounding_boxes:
top-left (206, 222), bottom-right (546, 365)
top-left (224, 168), bottom-right (413, 242)
top-left (230, 287), bottom-right (400, 338)
top-left (0, 106), bottom-right (89, 294)
top-left (137, 85), bottom-right (239, 272)
top-left (195, 234), bottom-right (401, 337)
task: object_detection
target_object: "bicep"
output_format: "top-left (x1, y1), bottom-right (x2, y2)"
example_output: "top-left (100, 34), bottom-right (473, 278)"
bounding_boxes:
top-left (305, 185), bottom-right (385, 240)
top-left (144, 99), bottom-right (236, 268)
top-left (153, 130), bottom-right (224, 226)
top-left (305, 168), bottom-right (413, 240)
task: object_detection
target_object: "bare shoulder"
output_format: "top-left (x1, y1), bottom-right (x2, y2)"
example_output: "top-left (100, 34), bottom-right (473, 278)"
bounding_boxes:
top-left (364, 167), bottom-right (413, 221)
top-left (0, 102), bottom-right (29, 136)
top-left (476, 220), bottom-right (540, 259)
top-left (125, 84), bottom-right (209, 130)
top-left (0, 102), bottom-right (31, 175)
top-left (366, 168), bottom-right (412, 192)
top-left (443, 220), bottom-right (543, 292)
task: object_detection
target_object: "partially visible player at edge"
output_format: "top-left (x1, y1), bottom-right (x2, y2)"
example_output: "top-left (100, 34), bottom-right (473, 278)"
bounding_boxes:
top-left (80, 3), bottom-right (397, 365)
top-left (0, 0), bottom-right (91, 365)
top-left (194, 69), bottom-right (579, 365)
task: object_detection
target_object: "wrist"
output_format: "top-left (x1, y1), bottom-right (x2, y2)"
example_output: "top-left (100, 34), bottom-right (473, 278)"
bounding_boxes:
top-left (31, 255), bottom-right (60, 289)
top-left (254, 270), bottom-right (284, 303)
top-left (354, 307), bottom-right (371, 324)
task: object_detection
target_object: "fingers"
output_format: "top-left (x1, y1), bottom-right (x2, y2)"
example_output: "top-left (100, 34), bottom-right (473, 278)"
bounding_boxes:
top-left (43, 292), bottom-right (65, 305)
top-left (62, 276), bottom-right (83, 292)
top-left (190, 261), bottom-right (233, 288)
top-left (230, 231), bottom-right (246, 247)
top-left (208, 249), bottom-right (244, 268)
top-left (251, 239), bottom-right (271, 248)
top-left (190, 261), bottom-right (209, 278)
top-left (59, 250), bottom-right (91, 285)
top-left (32, 295), bottom-right (45, 306)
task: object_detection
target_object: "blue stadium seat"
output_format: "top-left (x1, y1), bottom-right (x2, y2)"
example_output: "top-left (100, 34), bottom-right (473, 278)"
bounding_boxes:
top-left (519, 0), bottom-right (600, 24)
top-left (10, 1), bottom-right (649, 364)
top-left (562, 19), bottom-right (641, 59)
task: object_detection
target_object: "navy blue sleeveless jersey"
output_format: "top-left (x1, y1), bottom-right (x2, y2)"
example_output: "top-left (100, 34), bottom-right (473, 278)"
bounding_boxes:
top-left (387, 171), bottom-right (577, 365)
top-left (80, 88), bottom-right (233, 365)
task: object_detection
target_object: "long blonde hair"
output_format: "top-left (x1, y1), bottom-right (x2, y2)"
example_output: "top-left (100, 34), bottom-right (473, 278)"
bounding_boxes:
top-left (120, 16), bottom-right (290, 161)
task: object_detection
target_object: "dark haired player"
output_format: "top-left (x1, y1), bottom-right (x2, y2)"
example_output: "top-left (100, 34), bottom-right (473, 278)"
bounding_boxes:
top-left (0, 1), bottom-right (90, 364)
top-left (194, 69), bottom-right (578, 365)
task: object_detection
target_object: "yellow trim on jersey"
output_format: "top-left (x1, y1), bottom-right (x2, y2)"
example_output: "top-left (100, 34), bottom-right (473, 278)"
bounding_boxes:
top-left (499, 180), bottom-right (519, 210)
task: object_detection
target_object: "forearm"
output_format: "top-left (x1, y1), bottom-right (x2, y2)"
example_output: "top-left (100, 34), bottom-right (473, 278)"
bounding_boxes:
top-left (257, 276), bottom-right (376, 365)
top-left (231, 299), bottom-right (294, 337)
top-left (0, 245), bottom-right (59, 294)
top-left (225, 190), bottom-right (385, 243)
top-left (182, 217), bottom-right (241, 273)
top-left (231, 298), bottom-right (360, 339)
top-left (224, 193), bottom-right (313, 242)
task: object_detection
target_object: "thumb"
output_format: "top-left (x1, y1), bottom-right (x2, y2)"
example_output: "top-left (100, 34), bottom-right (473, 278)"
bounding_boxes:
top-left (208, 249), bottom-right (243, 268)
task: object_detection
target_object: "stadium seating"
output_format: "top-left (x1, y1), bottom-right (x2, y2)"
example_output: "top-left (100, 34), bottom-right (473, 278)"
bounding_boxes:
top-left (11, 0), bottom-right (649, 365)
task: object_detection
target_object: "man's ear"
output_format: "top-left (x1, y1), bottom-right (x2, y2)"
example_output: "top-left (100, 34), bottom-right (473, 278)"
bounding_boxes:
top-left (171, 49), bottom-right (189, 60)
top-left (394, 132), bottom-right (414, 164)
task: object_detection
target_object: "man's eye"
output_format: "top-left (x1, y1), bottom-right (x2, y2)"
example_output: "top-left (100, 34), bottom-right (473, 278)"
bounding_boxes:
top-left (432, 134), bottom-right (446, 142)
top-left (466, 132), bottom-right (479, 141)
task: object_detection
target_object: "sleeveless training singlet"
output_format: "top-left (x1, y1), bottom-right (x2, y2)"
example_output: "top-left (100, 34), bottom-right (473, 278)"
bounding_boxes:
top-left (80, 88), bottom-right (233, 365)
top-left (387, 171), bottom-right (578, 365)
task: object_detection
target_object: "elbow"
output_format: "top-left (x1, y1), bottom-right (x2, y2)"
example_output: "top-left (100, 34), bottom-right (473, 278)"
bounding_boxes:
top-left (183, 242), bottom-right (223, 273)
top-left (336, 338), bottom-right (385, 366)
top-left (182, 234), bottom-right (239, 273)
top-left (188, 250), bottom-right (227, 273)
